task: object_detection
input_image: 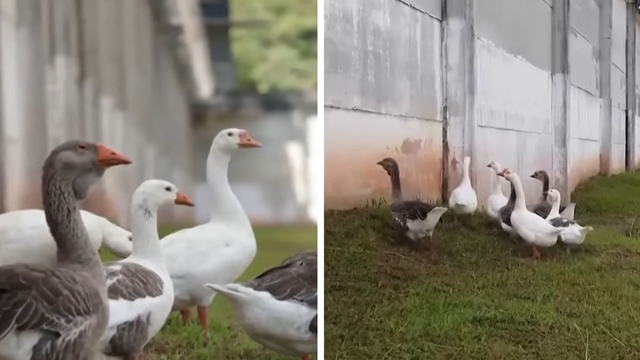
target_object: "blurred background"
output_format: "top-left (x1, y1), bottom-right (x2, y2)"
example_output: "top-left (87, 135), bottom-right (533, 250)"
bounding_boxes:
top-left (0, 0), bottom-right (318, 227)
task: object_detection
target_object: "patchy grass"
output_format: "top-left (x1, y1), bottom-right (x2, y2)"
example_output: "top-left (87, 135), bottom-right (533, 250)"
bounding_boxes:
top-left (100, 225), bottom-right (317, 360)
top-left (325, 171), bottom-right (640, 360)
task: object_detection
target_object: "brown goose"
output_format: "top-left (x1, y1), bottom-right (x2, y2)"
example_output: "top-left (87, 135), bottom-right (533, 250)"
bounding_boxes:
top-left (0, 141), bottom-right (131, 360)
top-left (376, 158), bottom-right (448, 245)
top-left (530, 170), bottom-right (567, 218)
top-left (205, 251), bottom-right (317, 360)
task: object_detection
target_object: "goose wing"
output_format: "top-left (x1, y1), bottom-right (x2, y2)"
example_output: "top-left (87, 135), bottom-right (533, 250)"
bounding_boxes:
top-left (104, 262), bottom-right (164, 328)
top-left (0, 264), bottom-right (102, 357)
top-left (549, 217), bottom-right (576, 228)
top-left (245, 251), bottom-right (317, 309)
top-left (390, 201), bottom-right (433, 225)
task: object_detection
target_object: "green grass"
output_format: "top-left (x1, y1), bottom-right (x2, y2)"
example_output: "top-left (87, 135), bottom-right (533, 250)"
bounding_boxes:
top-left (325, 171), bottom-right (640, 360)
top-left (100, 225), bottom-right (317, 360)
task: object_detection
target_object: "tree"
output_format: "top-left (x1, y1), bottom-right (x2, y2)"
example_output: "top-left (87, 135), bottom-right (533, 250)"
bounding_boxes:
top-left (230, 0), bottom-right (317, 93)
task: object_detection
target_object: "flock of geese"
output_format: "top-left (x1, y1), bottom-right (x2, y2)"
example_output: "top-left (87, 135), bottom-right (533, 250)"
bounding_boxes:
top-left (377, 156), bottom-right (594, 258)
top-left (0, 128), bottom-right (317, 360)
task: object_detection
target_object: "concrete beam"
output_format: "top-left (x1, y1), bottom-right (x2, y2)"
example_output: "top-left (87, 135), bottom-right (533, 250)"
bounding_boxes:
top-left (442, 0), bottom-right (476, 202)
top-left (625, 0), bottom-right (636, 170)
top-left (551, 0), bottom-right (570, 202)
top-left (600, 0), bottom-right (613, 174)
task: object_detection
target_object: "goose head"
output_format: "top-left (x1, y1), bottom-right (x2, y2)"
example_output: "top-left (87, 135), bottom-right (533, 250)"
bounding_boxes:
top-left (530, 170), bottom-right (548, 182)
top-left (497, 168), bottom-right (516, 181)
top-left (486, 161), bottom-right (503, 173)
top-left (547, 189), bottom-right (561, 204)
top-left (211, 128), bottom-right (261, 153)
top-left (133, 179), bottom-right (195, 211)
top-left (44, 141), bottom-right (132, 200)
top-left (376, 157), bottom-right (399, 176)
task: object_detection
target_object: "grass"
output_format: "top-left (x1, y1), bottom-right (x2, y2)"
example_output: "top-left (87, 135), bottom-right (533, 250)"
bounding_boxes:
top-left (325, 171), bottom-right (640, 360)
top-left (100, 225), bottom-right (317, 360)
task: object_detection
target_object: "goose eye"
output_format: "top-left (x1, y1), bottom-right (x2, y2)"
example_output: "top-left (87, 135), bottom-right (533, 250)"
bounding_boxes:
top-left (164, 187), bottom-right (171, 192)
top-left (78, 143), bottom-right (88, 150)
top-left (227, 132), bottom-right (233, 137)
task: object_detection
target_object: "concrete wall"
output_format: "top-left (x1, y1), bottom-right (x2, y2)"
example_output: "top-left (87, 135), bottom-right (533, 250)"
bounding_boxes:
top-left (324, 0), bottom-right (443, 208)
top-left (0, 0), bottom-right (196, 226)
top-left (325, 0), bottom-right (640, 209)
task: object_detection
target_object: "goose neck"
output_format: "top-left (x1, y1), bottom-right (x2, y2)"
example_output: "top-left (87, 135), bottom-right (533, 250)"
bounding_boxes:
top-left (541, 173), bottom-right (550, 200)
top-left (129, 200), bottom-right (162, 261)
top-left (389, 167), bottom-right (403, 202)
top-left (461, 161), bottom-right (471, 186)
top-left (510, 175), bottom-right (527, 210)
top-left (42, 172), bottom-right (103, 279)
top-left (491, 172), bottom-right (502, 195)
top-left (206, 148), bottom-right (250, 225)
top-left (548, 196), bottom-right (561, 218)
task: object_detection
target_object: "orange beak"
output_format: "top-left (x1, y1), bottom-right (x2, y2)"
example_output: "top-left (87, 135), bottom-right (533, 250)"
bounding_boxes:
top-left (96, 144), bottom-right (132, 167)
top-left (174, 191), bottom-right (195, 207)
top-left (238, 131), bottom-right (261, 148)
top-left (497, 169), bottom-right (506, 177)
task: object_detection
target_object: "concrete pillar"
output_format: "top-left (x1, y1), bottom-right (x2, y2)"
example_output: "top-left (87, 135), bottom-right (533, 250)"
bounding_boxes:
top-left (551, 0), bottom-right (570, 203)
top-left (625, 0), bottom-right (636, 170)
top-left (442, 0), bottom-right (476, 202)
top-left (600, 0), bottom-right (613, 174)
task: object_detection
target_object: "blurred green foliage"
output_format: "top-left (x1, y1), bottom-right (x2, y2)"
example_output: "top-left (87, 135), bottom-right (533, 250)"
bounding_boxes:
top-left (230, 0), bottom-right (317, 93)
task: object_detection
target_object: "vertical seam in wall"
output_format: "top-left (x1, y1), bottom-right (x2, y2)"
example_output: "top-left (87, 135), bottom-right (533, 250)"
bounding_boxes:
top-left (625, 1), bottom-right (636, 170)
top-left (466, 0), bottom-right (476, 189)
top-left (599, 0), bottom-right (613, 175)
top-left (440, 0), bottom-right (449, 202)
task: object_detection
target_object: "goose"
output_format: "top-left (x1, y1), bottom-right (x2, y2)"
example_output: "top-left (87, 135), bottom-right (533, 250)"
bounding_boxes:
top-left (98, 180), bottom-right (194, 360)
top-left (0, 209), bottom-right (132, 267)
top-left (530, 170), bottom-right (575, 219)
top-left (498, 182), bottom-right (517, 236)
top-left (162, 128), bottom-right (261, 332)
top-left (205, 250), bottom-right (317, 360)
top-left (376, 158), bottom-right (448, 246)
top-left (497, 168), bottom-right (563, 259)
top-left (0, 141), bottom-right (131, 360)
top-left (545, 189), bottom-right (593, 248)
top-left (486, 161), bottom-right (508, 220)
top-left (448, 156), bottom-right (478, 214)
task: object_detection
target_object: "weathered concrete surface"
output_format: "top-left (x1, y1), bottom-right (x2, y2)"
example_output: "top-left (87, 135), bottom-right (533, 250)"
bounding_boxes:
top-left (325, 108), bottom-right (442, 209)
top-left (324, 0), bottom-right (443, 208)
top-left (0, 0), bottom-right (197, 225)
top-left (569, 86), bottom-right (602, 191)
top-left (324, 0), bottom-right (442, 121)
top-left (476, 0), bottom-right (552, 72)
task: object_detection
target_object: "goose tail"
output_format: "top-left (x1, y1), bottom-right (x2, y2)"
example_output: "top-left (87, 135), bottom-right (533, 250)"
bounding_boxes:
top-left (425, 207), bottom-right (448, 230)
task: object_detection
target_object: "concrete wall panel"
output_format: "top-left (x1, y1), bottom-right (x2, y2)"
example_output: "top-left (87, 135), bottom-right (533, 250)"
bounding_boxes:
top-left (405, 0), bottom-right (441, 20)
top-left (611, 65), bottom-right (627, 109)
top-left (570, 0), bottom-right (600, 47)
top-left (476, 0), bottom-right (552, 72)
top-left (475, 39), bottom-right (552, 134)
top-left (325, 0), bottom-right (442, 121)
top-left (612, 0), bottom-right (626, 70)
top-left (325, 107), bottom-right (442, 209)
top-left (569, 29), bottom-right (600, 95)
top-left (570, 86), bottom-right (602, 142)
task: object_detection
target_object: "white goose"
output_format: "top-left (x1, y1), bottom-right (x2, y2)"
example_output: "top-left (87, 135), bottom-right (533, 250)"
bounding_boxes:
top-left (497, 168), bottom-right (563, 259)
top-left (545, 189), bottom-right (593, 247)
top-left (0, 209), bottom-right (132, 267)
top-left (161, 128), bottom-right (261, 332)
top-left (486, 161), bottom-right (508, 220)
top-left (449, 156), bottom-right (478, 214)
top-left (205, 251), bottom-right (317, 360)
top-left (98, 180), bottom-right (194, 360)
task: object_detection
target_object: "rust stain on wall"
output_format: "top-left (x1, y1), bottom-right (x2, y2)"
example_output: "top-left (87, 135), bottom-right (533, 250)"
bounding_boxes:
top-left (569, 156), bottom-right (602, 192)
top-left (325, 138), bottom-right (442, 209)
